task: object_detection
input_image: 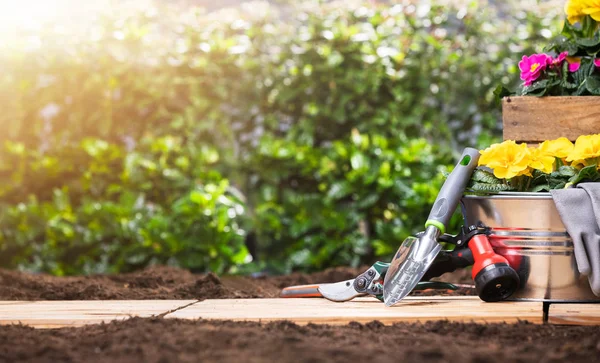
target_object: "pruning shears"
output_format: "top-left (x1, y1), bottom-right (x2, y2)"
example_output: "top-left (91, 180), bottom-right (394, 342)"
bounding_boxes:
top-left (280, 261), bottom-right (456, 302)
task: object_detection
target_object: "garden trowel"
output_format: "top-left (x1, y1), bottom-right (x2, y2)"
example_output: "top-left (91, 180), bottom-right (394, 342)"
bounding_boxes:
top-left (383, 147), bottom-right (480, 307)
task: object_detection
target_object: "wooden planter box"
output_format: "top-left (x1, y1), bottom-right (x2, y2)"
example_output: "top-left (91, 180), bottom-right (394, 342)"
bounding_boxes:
top-left (502, 96), bottom-right (600, 143)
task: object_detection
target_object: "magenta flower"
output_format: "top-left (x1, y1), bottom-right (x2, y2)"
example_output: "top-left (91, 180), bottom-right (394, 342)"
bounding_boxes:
top-left (551, 52), bottom-right (568, 67)
top-left (595, 59), bottom-right (600, 68)
top-left (569, 62), bottom-right (581, 72)
top-left (519, 54), bottom-right (552, 86)
top-left (566, 56), bottom-right (581, 72)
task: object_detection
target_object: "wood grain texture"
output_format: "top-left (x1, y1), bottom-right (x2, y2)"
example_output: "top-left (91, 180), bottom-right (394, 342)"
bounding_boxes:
top-left (549, 303), bottom-right (600, 325)
top-left (165, 296), bottom-right (546, 325)
top-left (502, 96), bottom-right (600, 142)
top-left (0, 300), bottom-right (197, 328)
top-left (1, 298), bottom-right (598, 328)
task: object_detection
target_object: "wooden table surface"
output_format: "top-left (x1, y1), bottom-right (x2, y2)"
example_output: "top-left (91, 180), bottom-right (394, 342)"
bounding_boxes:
top-left (0, 297), bottom-right (598, 328)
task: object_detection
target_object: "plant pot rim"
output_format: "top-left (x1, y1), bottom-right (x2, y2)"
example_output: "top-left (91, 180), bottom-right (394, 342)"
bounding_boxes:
top-left (503, 95), bottom-right (600, 101)
top-left (463, 191), bottom-right (552, 199)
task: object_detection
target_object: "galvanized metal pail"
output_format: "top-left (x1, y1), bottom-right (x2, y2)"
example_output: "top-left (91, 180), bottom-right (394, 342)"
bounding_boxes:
top-left (461, 192), bottom-right (600, 302)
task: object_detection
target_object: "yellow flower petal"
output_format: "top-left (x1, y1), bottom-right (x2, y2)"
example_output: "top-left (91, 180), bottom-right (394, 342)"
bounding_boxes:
top-left (529, 146), bottom-right (556, 174)
top-left (493, 166), bottom-right (511, 179)
top-left (478, 143), bottom-right (502, 166)
top-left (567, 134), bottom-right (600, 163)
top-left (538, 137), bottom-right (574, 159)
top-left (580, 0), bottom-right (600, 21)
top-left (565, 0), bottom-right (586, 23)
top-left (479, 140), bottom-right (532, 179)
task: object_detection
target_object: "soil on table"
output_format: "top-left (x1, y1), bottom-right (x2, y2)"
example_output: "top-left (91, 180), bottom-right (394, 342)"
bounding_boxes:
top-left (13, 266), bottom-right (597, 363)
top-left (0, 265), bottom-right (475, 300)
top-left (4, 318), bottom-right (600, 363)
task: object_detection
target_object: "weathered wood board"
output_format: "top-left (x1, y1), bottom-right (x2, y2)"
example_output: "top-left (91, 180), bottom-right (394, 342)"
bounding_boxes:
top-left (0, 298), bottom-right (598, 328)
top-left (502, 96), bottom-right (600, 143)
top-left (0, 300), bottom-right (197, 328)
top-left (166, 297), bottom-right (546, 325)
top-left (549, 303), bottom-right (600, 325)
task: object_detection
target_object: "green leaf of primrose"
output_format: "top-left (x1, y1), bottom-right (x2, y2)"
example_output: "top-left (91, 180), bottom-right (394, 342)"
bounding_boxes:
top-left (585, 75), bottom-right (600, 95)
top-left (531, 183), bottom-right (550, 192)
top-left (521, 79), bottom-right (550, 96)
top-left (493, 85), bottom-right (512, 104)
top-left (558, 165), bottom-right (578, 177)
top-left (530, 174), bottom-right (548, 187)
top-left (575, 36), bottom-right (600, 47)
top-left (561, 19), bottom-right (578, 38)
top-left (471, 169), bottom-right (502, 184)
top-left (469, 182), bottom-right (514, 193)
top-left (569, 164), bottom-right (600, 185)
top-left (548, 178), bottom-right (567, 190)
top-left (561, 61), bottom-right (578, 89)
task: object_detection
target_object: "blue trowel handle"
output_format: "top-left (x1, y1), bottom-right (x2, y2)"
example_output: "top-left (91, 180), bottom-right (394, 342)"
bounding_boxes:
top-left (425, 147), bottom-right (480, 234)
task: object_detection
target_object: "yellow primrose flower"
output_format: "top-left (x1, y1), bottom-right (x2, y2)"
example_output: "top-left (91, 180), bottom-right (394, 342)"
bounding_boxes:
top-left (581, 0), bottom-right (600, 21)
top-left (479, 140), bottom-right (532, 179)
top-left (538, 137), bottom-right (574, 159)
top-left (478, 142), bottom-right (503, 166)
top-left (566, 134), bottom-right (600, 166)
top-left (565, 0), bottom-right (586, 24)
top-left (528, 147), bottom-right (555, 174)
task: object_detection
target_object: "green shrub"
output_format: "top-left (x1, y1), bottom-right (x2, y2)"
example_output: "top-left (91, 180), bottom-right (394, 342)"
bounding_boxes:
top-left (0, 1), bottom-right (561, 274)
top-left (234, 1), bottom-right (561, 272)
top-left (0, 137), bottom-right (249, 275)
top-left (251, 131), bottom-right (456, 271)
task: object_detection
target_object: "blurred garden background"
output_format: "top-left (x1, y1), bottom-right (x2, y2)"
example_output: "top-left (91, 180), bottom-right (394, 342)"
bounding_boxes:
top-left (0, 0), bottom-right (562, 276)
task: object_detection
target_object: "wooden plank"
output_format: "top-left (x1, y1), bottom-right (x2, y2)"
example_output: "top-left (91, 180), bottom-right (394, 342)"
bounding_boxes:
top-left (0, 300), bottom-right (197, 328)
top-left (548, 303), bottom-right (600, 325)
top-left (0, 298), bottom-right (596, 328)
top-left (165, 297), bottom-right (545, 325)
top-left (502, 96), bottom-right (600, 143)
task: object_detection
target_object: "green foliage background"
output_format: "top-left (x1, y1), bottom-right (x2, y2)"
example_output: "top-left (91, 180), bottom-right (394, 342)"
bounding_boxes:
top-left (0, 1), bottom-right (561, 275)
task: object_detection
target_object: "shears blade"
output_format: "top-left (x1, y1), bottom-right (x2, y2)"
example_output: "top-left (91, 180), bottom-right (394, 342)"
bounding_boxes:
top-left (317, 279), bottom-right (362, 302)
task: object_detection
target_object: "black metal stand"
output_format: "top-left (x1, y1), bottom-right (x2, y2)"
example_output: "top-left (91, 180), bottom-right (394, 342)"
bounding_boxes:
top-left (542, 301), bottom-right (600, 324)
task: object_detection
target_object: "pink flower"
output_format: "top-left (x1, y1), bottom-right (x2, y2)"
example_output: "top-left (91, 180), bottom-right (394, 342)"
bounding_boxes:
top-left (519, 54), bottom-right (552, 86)
top-left (551, 52), bottom-right (568, 67)
top-left (595, 59), bottom-right (600, 67)
top-left (569, 62), bottom-right (581, 72)
top-left (566, 56), bottom-right (581, 72)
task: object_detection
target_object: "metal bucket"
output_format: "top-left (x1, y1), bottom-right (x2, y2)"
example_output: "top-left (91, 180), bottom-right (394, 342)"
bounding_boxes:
top-left (461, 192), bottom-right (600, 302)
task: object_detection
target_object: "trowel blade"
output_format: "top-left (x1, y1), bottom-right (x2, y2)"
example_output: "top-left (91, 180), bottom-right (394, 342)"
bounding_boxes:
top-left (383, 235), bottom-right (442, 307)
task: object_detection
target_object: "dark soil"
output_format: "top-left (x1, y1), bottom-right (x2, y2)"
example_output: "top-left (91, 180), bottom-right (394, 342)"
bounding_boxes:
top-left (0, 265), bottom-right (475, 300)
top-left (3, 318), bottom-right (600, 363)
top-left (5, 266), bottom-right (594, 363)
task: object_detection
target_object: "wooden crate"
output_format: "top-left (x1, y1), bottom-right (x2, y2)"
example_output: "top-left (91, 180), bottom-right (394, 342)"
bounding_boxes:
top-left (502, 96), bottom-right (600, 143)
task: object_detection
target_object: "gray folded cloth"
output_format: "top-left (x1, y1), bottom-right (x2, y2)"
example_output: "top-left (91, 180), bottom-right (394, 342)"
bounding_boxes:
top-left (551, 183), bottom-right (600, 296)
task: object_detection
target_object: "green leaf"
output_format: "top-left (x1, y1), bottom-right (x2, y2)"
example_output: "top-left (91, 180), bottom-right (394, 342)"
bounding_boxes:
top-left (560, 61), bottom-right (578, 89)
top-left (585, 75), bottom-right (600, 95)
top-left (521, 79), bottom-right (550, 96)
top-left (471, 169), bottom-right (502, 184)
top-left (469, 182), bottom-right (513, 193)
top-left (531, 184), bottom-right (550, 192)
top-left (570, 164), bottom-right (600, 185)
top-left (575, 34), bottom-right (600, 48)
top-left (350, 152), bottom-right (369, 171)
top-left (356, 193), bottom-right (380, 209)
top-left (326, 181), bottom-right (353, 200)
top-left (558, 165), bottom-right (578, 178)
top-left (493, 85), bottom-right (513, 103)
